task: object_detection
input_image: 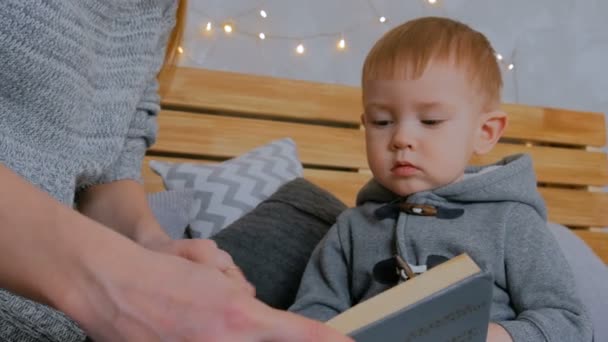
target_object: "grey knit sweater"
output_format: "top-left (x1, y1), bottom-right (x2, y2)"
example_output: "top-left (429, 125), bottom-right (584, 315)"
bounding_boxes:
top-left (0, 0), bottom-right (177, 341)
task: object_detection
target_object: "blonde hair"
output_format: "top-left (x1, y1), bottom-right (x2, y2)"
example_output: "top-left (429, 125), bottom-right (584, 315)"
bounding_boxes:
top-left (362, 17), bottom-right (502, 110)
top-left (158, 0), bottom-right (187, 97)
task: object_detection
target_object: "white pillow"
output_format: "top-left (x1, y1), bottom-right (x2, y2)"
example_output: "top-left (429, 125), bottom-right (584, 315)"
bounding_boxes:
top-left (149, 138), bottom-right (303, 238)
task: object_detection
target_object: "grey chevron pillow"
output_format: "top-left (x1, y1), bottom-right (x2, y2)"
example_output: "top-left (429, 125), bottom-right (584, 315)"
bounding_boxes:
top-left (149, 138), bottom-right (303, 238)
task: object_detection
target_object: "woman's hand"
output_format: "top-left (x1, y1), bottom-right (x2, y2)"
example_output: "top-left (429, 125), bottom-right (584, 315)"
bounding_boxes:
top-left (139, 231), bottom-right (255, 296)
top-left (65, 239), bottom-right (351, 342)
top-left (71, 181), bottom-right (349, 340)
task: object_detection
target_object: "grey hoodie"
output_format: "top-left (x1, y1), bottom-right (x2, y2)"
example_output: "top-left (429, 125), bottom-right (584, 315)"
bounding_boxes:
top-left (289, 154), bottom-right (592, 341)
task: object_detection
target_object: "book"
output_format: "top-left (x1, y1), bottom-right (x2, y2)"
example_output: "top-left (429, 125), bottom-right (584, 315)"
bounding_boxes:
top-left (326, 254), bottom-right (493, 342)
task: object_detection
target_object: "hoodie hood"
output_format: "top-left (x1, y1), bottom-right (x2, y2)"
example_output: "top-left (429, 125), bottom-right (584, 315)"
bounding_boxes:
top-left (356, 154), bottom-right (547, 220)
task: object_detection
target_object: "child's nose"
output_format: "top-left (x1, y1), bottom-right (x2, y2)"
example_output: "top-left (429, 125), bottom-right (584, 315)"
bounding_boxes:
top-left (391, 123), bottom-right (416, 150)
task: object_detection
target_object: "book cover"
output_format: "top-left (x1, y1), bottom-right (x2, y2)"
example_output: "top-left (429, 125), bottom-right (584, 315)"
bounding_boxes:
top-left (326, 254), bottom-right (493, 342)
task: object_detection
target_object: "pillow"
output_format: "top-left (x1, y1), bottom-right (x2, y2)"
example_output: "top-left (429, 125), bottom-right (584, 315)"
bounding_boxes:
top-left (150, 138), bottom-right (303, 238)
top-left (147, 190), bottom-right (194, 239)
top-left (547, 222), bottom-right (608, 342)
top-left (212, 178), bottom-right (347, 310)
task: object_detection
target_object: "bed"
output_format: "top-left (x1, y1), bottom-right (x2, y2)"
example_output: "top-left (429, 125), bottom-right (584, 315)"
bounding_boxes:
top-left (144, 66), bottom-right (608, 264)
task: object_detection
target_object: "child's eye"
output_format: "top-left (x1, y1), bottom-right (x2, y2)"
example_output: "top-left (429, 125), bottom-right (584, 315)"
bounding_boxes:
top-left (421, 119), bottom-right (443, 126)
top-left (372, 120), bottom-right (393, 126)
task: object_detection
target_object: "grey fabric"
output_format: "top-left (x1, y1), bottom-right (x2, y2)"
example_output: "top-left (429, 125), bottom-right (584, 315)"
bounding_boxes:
top-left (0, 292), bottom-right (85, 342)
top-left (548, 222), bottom-right (608, 342)
top-left (0, 0), bottom-right (177, 205)
top-left (0, 0), bottom-right (177, 340)
top-left (147, 190), bottom-right (195, 240)
top-left (212, 178), bottom-right (347, 310)
top-left (150, 138), bottom-right (304, 239)
top-left (290, 154), bottom-right (592, 341)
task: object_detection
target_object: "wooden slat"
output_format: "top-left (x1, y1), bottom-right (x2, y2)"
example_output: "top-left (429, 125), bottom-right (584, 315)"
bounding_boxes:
top-left (142, 156), bottom-right (608, 228)
top-left (161, 67), bottom-right (361, 125)
top-left (161, 67), bottom-right (606, 147)
top-left (142, 156), bottom-right (607, 262)
top-left (142, 157), bottom-right (166, 193)
top-left (472, 144), bottom-right (608, 187)
top-left (153, 111), bottom-right (608, 186)
top-left (303, 169), bottom-right (371, 207)
top-left (502, 104), bottom-right (606, 147)
top-left (539, 188), bottom-right (608, 227)
top-left (152, 111), bottom-right (367, 169)
top-left (305, 170), bottom-right (608, 228)
top-left (573, 231), bottom-right (608, 264)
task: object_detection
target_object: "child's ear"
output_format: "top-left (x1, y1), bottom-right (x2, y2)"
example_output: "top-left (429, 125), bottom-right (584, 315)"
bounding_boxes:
top-left (474, 111), bottom-right (507, 155)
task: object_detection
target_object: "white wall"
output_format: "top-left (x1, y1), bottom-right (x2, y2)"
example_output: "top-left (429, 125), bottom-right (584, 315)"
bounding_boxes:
top-left (179, 0), bottom-right (608, 138)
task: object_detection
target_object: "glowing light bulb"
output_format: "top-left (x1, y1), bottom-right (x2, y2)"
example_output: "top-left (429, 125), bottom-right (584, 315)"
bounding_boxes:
top-left (259, 32), bottom-right (266, 40)
top-left (508, 63), bottom-right (515, 70)
top-left (337, 38), bottom-right (346, 50)
top-left (260, 10), bottom-right (267, 18)
top-left (379, 16), bottom-right (387, 23)
top-left (496, 53), bottom-right (503, 61)
top-left (428, 0), bottom-right (437, 4)
top-left (296, 44), bottom-right (305, 54)
top-left (177, 46), bottom-right (184, 54)
top-left (223, 24), bottom-right (233, 33)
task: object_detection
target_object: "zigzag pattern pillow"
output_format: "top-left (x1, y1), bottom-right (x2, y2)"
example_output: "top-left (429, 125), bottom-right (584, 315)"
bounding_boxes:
top-left (149, 138), bottom-right (303, 238)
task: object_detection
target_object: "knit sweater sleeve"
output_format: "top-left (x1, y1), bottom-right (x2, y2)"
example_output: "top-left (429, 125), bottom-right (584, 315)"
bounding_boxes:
top-left (98, 3), bottom-right (177, 185)
top-left (97, 82), bottom-right (157, 184)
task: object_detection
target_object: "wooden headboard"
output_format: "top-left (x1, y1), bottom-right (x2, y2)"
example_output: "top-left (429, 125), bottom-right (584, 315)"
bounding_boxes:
top-left (145, 66), bottom-right (608, 264)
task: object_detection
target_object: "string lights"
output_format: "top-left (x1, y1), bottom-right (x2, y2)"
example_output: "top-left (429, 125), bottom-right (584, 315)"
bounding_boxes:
top-left (185, 1), bottom-right (516, 71)
top-left (296, 44), bottom-right (305, 54)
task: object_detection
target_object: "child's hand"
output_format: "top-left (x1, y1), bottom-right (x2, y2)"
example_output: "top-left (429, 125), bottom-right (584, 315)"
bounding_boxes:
top-left (486, 323), bottom-right (513, 342)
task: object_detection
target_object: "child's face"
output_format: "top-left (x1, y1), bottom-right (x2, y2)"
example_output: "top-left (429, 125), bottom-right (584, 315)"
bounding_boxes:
top-left (362, 61), bottom-right (485, 196)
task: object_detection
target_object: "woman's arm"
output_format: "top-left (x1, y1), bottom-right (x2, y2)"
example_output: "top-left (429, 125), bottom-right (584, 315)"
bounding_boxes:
top-left (77, 178), bottom-right (253, 291)
top-left (0, 163), bottom-right (351, 341)
top-left (0, 163), bottom-right (104, 305)
top-left (77, 179), bottom-right (168, 245)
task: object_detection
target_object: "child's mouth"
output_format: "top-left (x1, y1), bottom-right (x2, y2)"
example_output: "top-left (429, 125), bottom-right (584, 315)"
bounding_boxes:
top-left (391, 162), bottom-right (419, 176)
